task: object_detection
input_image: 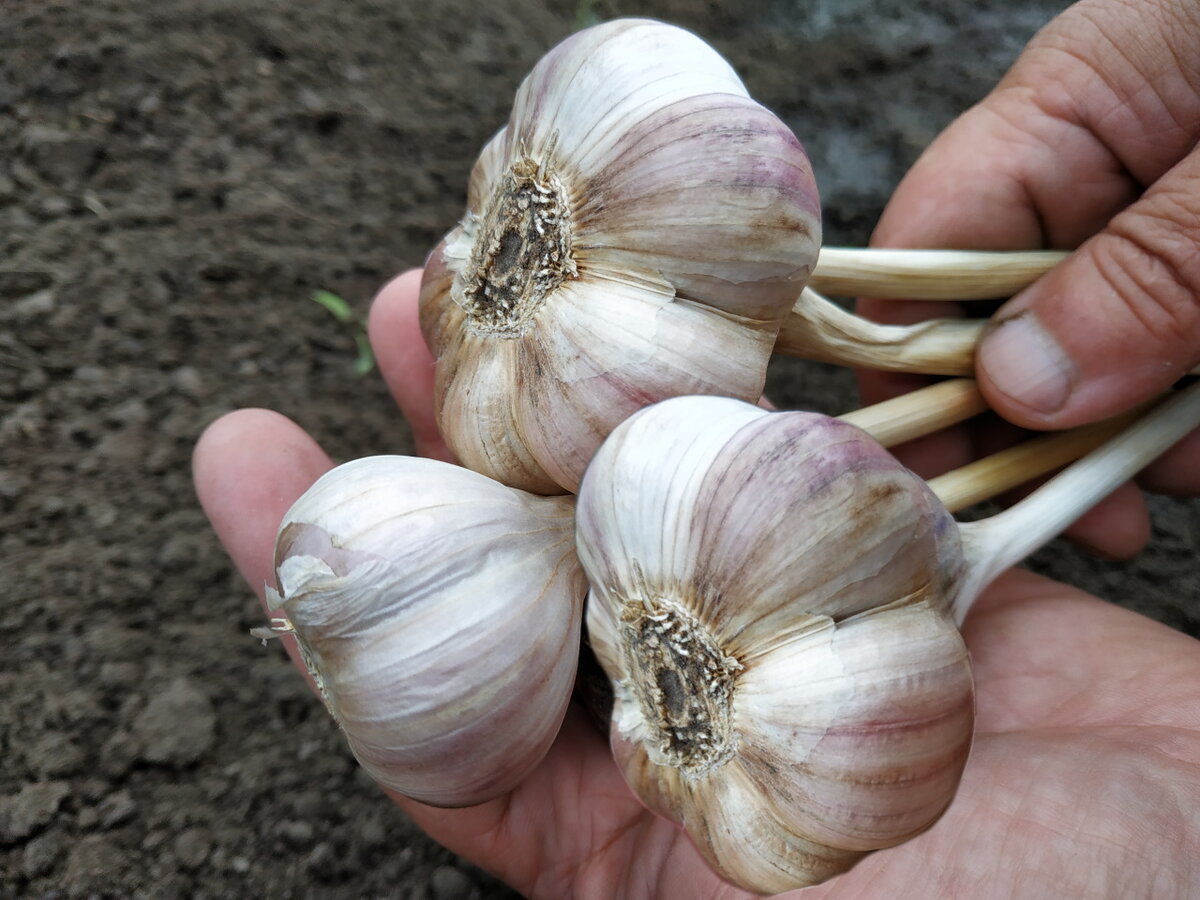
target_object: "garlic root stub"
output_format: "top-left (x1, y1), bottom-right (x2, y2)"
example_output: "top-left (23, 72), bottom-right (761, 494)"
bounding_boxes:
top-left (420, 18), bottom-right (821, 495)
top-left (576, 397), bottom-right (974, 893)
top-left (266, 456), bottom-right (586, 807)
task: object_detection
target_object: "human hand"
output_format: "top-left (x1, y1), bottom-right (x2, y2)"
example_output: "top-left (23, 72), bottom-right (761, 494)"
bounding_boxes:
top-left (860, 0), bottom-right (1200, 558)
top-left (194, 270), bottom-right (1200, 898)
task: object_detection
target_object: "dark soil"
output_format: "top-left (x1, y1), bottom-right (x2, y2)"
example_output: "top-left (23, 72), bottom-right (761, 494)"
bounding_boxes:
top-left (2, 1), bottom-right (1195, 897)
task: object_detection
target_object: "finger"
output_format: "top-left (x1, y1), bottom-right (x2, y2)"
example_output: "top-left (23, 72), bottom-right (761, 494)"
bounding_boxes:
top-left (863, 0), bottom-right (1200, 411)
top-left (858, 53), bottom-right (1135, 421)
top-left (192, 408), bottom-right (334, 596)
top-left (872, 0), bottom-right (1200, 256)
top-left (856, 44), bottom-right (1133, 463)
top-left (977, 152), bottom-right (1200, 428)
top-left (368, 269), bottom-right (453, 462)
top-left (869, 91), bottom-right (1133, 254)
top-left (858, 0), bottom-right (1200, 518)
top-left (1137, 426), bottom-right (1200, 495)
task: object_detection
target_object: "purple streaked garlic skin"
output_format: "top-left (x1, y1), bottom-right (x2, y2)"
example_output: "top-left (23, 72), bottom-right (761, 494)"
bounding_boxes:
top-left (420, 18), bottom-right (821, 495)
top-left (576, 396), bottom-right (973, 893)
top-left (265, 455), bottom-right (585, 808)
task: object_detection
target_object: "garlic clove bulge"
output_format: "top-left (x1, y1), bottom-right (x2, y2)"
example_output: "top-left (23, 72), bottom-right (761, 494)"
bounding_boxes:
top-left (516, 267), bottom-right (771, 494)
top-left (421, 243), bottom-right (563, 494)
top-left (265, 455), bottom-right (585, 807)
top-left (421, 18), bottom-right (821, 494)
top-left (577, 396), bottom-right (973, 892)
top-left (506, 19), bottom-right (748, 176)
top-left (571, 91), bottom-right (821, 321)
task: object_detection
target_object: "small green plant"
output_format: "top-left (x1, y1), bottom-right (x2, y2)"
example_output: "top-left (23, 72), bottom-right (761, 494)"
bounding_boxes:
top-left (311, 289), bottom-right (375, 377)
top-left (573, 0), bottom-right (603, 30)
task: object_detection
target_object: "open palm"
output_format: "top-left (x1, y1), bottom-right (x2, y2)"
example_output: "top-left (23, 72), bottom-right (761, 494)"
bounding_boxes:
top-left (194, 272), bottom-right (1200, 898)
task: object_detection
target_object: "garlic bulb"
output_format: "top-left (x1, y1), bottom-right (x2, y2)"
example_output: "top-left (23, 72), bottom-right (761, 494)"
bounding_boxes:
top-left (576, 397), bottom-right (973, 892)
top-left (420, 17), bottom-right (821, 494)
top-left (263, 455), bottom-right (585, 807)
top-left (577, 383), bottom-right (1200, 891)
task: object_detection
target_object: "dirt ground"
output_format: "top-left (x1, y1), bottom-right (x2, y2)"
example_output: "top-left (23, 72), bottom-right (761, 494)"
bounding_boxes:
top-left (2, 0), bottom-right (1196, 897)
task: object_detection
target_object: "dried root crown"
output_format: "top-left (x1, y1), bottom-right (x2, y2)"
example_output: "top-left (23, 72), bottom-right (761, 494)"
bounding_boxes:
top-left (461, 154), bottom-right (577, 335)
top-left (621, 596), bottom-right (742, 777)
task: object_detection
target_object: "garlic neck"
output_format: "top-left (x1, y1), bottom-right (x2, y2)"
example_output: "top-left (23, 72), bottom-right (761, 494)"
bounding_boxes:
top-left (952, 380), bottom-right (1200, 625)
top-left (459, 154), bottom-right (578, 336)
top-left (620, 595), bottom-right (742, 778)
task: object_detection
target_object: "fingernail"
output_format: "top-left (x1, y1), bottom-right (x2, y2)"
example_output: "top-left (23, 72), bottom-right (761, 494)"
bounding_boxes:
top-left (978, 313), bottom-right (1075, 413)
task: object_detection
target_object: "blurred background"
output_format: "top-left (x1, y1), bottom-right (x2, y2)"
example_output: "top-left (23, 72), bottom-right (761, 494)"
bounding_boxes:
top-left (3, 0), bottom-right (1195, 896)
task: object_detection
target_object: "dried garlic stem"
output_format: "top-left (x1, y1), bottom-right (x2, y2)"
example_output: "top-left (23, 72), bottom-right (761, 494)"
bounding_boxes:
top-left (777, 281), bottom-right (1200, 378)
top-left (810, 247), bottom-right (1068, 300)
top-left (776, 288), bottom-right (980, 374)
top-left (952, 380), bottom-right (1200, 623)
top-left (838, 378), bottom-right (986, 447)
top-left (927, 409), bottom-right (1145, 513)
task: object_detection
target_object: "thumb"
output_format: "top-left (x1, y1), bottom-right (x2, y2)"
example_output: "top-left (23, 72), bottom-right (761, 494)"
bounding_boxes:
top-left (977, 152), bottom-right (1200, 428)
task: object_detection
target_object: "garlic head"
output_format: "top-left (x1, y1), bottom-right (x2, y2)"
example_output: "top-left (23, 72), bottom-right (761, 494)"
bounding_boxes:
top-left (421, 18), bottom-right (822, 494)
top-left (576, 396), bottom-right (973, 893)
top-left (265, 455), bottom-right (585, 807)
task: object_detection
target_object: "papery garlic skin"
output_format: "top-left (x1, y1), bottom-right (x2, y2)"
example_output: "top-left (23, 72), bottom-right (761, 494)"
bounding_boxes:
top-left (267, 456), bottom-right (585, 807)
top-left (421, 18), bottom-right (822, 494)
top-left (576, 397), bottom-right (974, 893)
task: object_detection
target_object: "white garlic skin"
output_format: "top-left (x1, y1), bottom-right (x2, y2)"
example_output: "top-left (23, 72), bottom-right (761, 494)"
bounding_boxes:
top-left (421, 18), bottom-right (822, 494)
top-left (576, 397), bottom-right (973, 893)
top-left (268, 456), bottom-right (585, 807)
